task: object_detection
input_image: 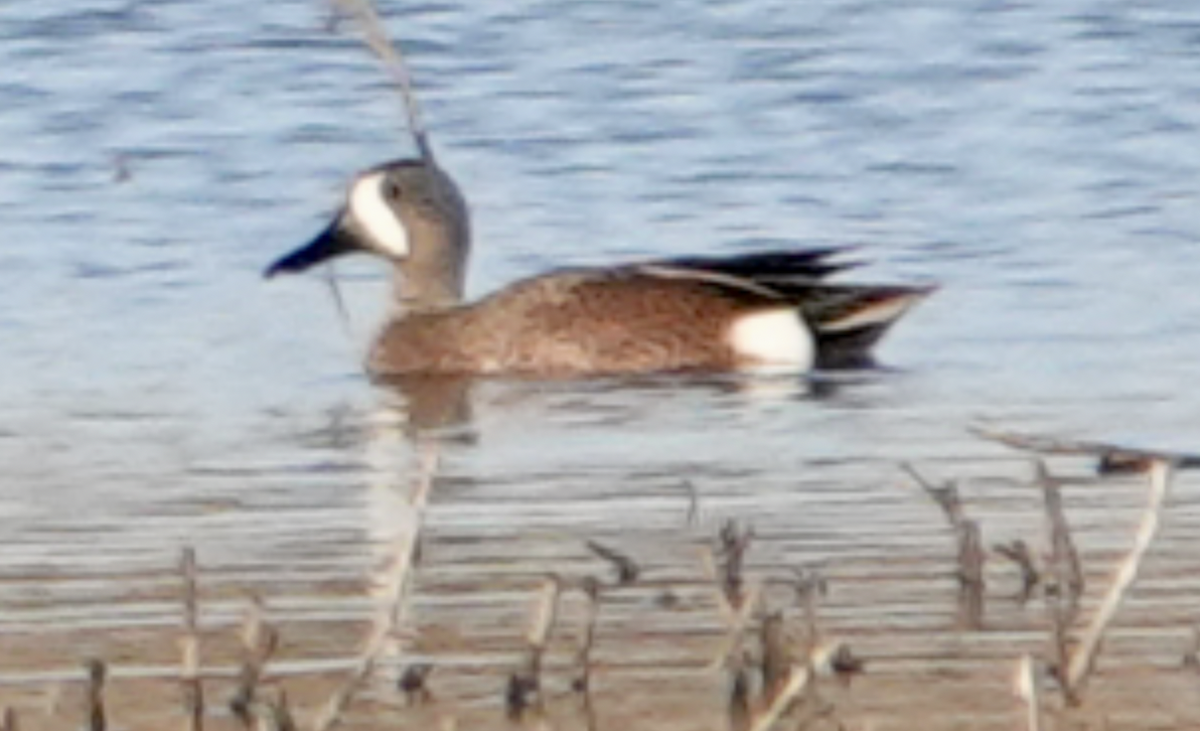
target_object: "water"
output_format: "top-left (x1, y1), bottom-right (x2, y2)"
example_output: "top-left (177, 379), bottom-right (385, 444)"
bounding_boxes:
top-left (3, 0), bottom-right (1200, 728)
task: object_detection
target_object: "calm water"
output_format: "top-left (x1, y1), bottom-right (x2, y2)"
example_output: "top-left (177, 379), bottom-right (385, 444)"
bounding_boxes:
top-left (3, 0), bottom-right (1200, 727)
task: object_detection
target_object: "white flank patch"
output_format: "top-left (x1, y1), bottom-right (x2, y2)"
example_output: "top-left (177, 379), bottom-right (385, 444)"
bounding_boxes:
top-left (727, 309), bottom-right (815, 371)
top-left (349, 172), bottom-right (409, 258)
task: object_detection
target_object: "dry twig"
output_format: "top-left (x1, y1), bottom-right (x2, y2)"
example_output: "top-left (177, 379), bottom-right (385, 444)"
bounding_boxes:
top-left (716, 520), bottom-right (754, 608)
top-left (85, 660), bottom-right (106, 731)
top-left (974, 428), bottom-right (1180, 702)
top-left (507, 575), bottom-right (564, 719)
top-left (957, 519), bottom-right (985, 629)
top-left (328, 0), bottom-right (432, 159)
top-left (681, 479), bottom-right (700, 529)
top-left (1036, 461), bottom-right (1084, 602)
top-left (970, 425), bottom-right (1200, 472)
top-left (572, 579), bottom-right (602, 731)
top-left (993, 540), bottom-right (1040, 604)
top-left (179, 548), bottom-right (204, 731)
top-left (1065, 459), bottom-right (1173, 697)
top-left (759, 611), bottom-right (790, 702)
top-left (312, 443), bottom-right (439, 731)
top-left (267, 689), bottom-right (297, 731)
top-left (904, 463), bottom-right (985, 628)
top-left (727, 652), bottom-right (753, 731)
top-left (791, 568), bottom-right (827, 652)
top-left (702, 542), bottom-right (763, 671)
top-left (903, 462), bottom-right (964, 525)
top-left (747, 665), bottom-right (812, 731)
top-left (585, 540), bottom-right (639, 585)
top-left (1032, 461), bottom-right (1084, 702)
top-left (230, 595), bottom-right (279, 727)
top-left (1013, 654), bottom-right (1044, 731)
top-left (572, 577), bottom-right (601, 696)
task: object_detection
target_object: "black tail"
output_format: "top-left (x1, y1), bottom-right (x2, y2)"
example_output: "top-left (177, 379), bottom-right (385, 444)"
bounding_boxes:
top-left (804, 284), bottom-right (936, 368)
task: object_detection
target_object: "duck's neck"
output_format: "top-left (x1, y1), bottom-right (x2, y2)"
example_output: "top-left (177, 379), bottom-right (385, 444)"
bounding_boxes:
top-left (393, 263), bottom-right (463, 312)
top-left (393, 217), bottom-right (471, 314)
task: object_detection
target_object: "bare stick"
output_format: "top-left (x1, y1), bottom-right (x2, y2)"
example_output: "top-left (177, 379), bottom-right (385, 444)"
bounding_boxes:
top-left (748, 665), bottom-right (812, 731)
top-left (957, 519), bottom-right (985, 630)
top-left (1013, 655), bottom-right (1043, 731)
top-left (1047, 596), bottom-right (1075, 706)
top-left (585, 540), bottom-right (639, 585)
top-left (2, 706), bottom-right (18, 731)
top-left (727, 653), bottom-right (752, 731)
top-left (1036, 462), bottom-right (1082, 701)
top-left (902, 462), bottom-right (963, 526)
top-left (231, 596), bottom-right (279, 727)
top-left (85, 660), bottom-right (106, 731)
top-left (792, 568), bottom-right (826, 654)
top-left (329, 0), bottom-right (432, 160)
top-left (1066, 458), bottom-right (1173, 695)
top-left (179, 548), bottom-right (204, 731)
top-left (268, 689), bottom-right (297, 731)
top-left (755, 568), bottom-right (827, 709)
top-left (527, 575), bottom-right (563, 654)
top-left (708, 580), bottom-right (763, 672)
top-left (320, 265), bottom-right (353, 337)
top-left (572, 577), bottom-right (601, 697)
top-left (1036, 461), bottom-right (1084, 602)
top-left (699, 539), bottom-right (766, 672)
top-left (970, 425), bottom-right (1200, 471)
top-left (572, 578), bottom-right (601, 731)
top-left (231, 596), bottom-right (263, 725)
top-left (716, 520), bottom-right (754, 608)
top-left (904, 464), bottom-right (984, 628)
top-left (759, 611), bottom-right (790, 702)
top-left (508, 575), bottom-right (564, 719)
top-left (993, 540), bottom-right (1040, 604)
top-left (680, 479), bottom-right (700, 529)
top-left (312, 442), bottom-right (440, 731)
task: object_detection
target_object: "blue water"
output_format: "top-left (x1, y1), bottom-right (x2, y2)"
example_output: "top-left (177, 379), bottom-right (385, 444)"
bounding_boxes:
top-left (2, 3), bottom-right (1200, 708)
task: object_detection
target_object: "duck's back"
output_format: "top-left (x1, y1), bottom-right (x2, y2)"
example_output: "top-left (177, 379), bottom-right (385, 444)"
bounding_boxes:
top-left (367, 268), bottom-right (769, 376)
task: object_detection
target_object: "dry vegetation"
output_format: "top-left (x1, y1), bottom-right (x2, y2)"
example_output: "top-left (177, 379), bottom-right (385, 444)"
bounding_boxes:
top-left (1, 428), bottom-right (1198, 731)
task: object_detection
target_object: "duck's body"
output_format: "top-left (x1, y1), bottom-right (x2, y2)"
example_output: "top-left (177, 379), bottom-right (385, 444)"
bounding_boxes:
top-left (367, 252), bottom-right (929, 376)
top-left (267, 159), bottom-right (932, 377)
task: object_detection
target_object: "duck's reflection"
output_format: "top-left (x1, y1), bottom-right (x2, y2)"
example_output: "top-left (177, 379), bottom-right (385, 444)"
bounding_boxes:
top-left (369, 368), bottom-right (873, 448)
top-left (361, 378), bottom-right (460, 690)
top-left (377, 374), bottom-right (477, 441)
top-left (356, 366), bottom-right (864, 689)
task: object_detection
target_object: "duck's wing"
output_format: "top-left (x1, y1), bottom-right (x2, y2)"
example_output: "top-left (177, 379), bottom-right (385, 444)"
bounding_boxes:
top-left (637, 247), bottom-right (859, 284)
top-left (627, 248), bottom-right (934, 368)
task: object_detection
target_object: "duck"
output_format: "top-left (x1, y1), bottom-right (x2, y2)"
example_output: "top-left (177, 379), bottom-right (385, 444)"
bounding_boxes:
top-left (266, 158), bottom-right (934, 377)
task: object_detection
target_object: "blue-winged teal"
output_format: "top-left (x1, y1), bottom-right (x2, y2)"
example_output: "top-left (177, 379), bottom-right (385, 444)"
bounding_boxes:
top-left (266, 159), bottom-right (933, 376)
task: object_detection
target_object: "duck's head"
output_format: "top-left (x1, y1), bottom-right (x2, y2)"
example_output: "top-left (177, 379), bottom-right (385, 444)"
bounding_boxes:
top-left (266, 158), bottom-right (471, 306)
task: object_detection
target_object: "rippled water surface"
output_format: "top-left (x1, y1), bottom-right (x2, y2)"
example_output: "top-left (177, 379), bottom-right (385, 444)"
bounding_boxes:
top-left (3, 0), bottom-right (1200, 728)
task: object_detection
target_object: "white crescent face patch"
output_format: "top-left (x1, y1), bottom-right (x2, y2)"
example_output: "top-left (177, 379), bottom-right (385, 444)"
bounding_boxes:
top-left (348, 172), bottom-right (409, 258)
